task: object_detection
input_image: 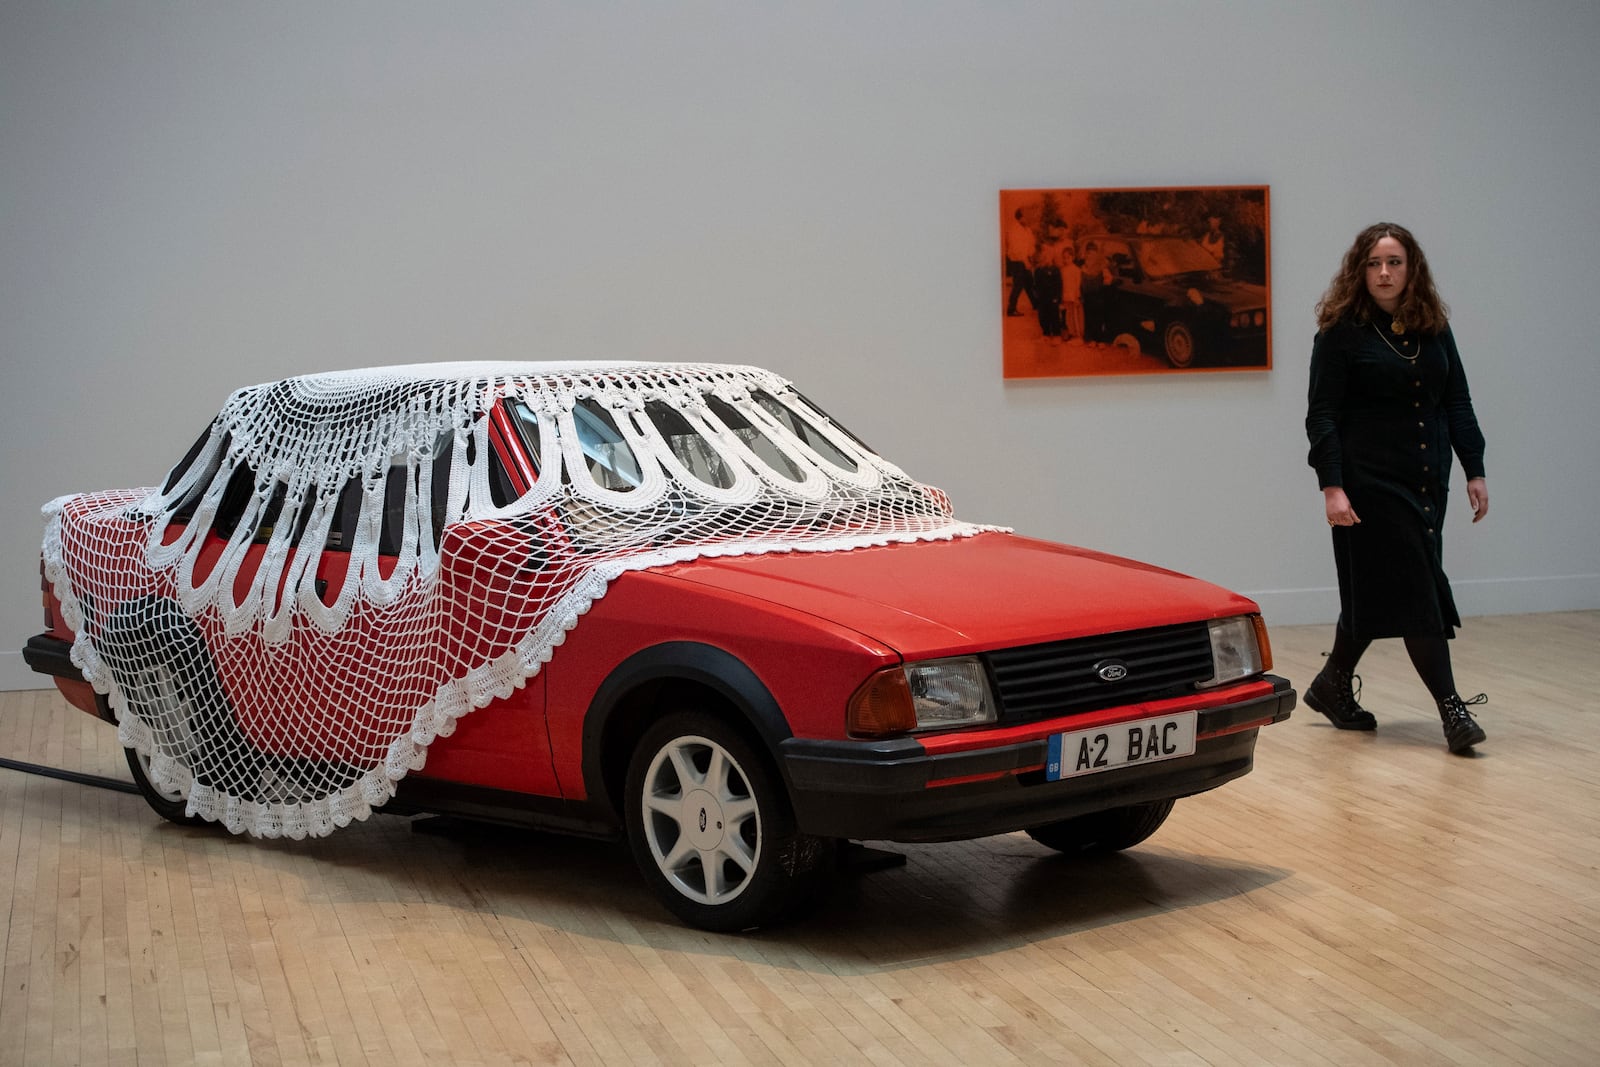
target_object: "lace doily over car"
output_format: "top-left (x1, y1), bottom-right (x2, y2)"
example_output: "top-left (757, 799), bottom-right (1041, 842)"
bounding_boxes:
top-left (43, 362), bottom-right (989, 838)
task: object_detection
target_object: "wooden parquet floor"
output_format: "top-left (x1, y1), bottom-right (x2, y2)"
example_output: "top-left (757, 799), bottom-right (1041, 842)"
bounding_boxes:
top-left (3, 612), bottom-right (1598, 1065)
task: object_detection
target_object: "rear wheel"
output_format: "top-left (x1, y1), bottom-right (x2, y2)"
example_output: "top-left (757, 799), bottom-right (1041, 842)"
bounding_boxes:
top-left (624, 710), bottom-right (833, 931)
top-left (124, 746), bottom-right (202, 825)
top-left (101, 597), bottom-right (253, 800)
top-left (1026, 798), bottom-right (1175, 855)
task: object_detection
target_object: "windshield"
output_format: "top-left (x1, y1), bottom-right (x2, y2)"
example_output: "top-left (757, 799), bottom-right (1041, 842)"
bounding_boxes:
top-left (502, 386), bottom-right (856, 496)
top-left (573, 399), bottom-right (644, 492)
top-left (1132, 238), bottom-right (1221, 278)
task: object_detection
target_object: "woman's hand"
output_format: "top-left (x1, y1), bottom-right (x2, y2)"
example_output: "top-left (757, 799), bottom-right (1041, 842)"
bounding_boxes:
top-left (1324, 486), bottom-right (1359, 527)
top-left (1467, 477), bottom-right (1489, 522)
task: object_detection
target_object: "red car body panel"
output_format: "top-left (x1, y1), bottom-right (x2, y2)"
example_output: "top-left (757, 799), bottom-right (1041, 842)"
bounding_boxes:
top-left (411, 530), bottom-right (1266, 802)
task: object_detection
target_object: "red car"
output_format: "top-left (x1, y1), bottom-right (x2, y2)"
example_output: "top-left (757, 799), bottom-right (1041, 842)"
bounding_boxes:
top-left (26, 362), bottom-right (1293, 930)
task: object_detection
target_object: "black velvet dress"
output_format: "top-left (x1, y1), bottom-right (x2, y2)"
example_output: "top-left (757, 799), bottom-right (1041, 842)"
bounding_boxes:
top-left (1305, 310), bottom-right (1486, 641)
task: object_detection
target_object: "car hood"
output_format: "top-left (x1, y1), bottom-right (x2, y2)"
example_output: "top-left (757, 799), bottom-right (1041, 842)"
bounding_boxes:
top-left (652, 530), bottom-right (1259, 659)
top-left (1140, 274), bottom-right (1266, 311)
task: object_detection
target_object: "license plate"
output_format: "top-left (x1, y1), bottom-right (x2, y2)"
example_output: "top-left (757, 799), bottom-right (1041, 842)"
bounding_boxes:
top-left (1046, 710), bottom-right (1197, 781)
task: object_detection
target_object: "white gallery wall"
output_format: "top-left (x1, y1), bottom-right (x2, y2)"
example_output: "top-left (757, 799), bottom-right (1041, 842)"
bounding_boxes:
top-left (3, 1), bottom-right (1597, 691)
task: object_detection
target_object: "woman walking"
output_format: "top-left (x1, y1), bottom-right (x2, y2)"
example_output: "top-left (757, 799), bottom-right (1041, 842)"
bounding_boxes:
top-left (1304, 222), bottom-right (1491, 754)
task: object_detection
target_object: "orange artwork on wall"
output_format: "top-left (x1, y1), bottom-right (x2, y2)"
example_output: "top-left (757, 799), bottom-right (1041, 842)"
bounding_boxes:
top-left (1001, 185), bottom-right (1271, 379)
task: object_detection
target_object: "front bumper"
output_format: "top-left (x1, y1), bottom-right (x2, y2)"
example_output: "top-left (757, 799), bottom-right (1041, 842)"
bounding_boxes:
top-left (780, 675), bottom-right (1294, 842)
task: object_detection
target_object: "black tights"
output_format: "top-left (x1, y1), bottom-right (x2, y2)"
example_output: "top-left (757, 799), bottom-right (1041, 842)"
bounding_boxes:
top-left (1327, 626), bottom-right (1457, 702)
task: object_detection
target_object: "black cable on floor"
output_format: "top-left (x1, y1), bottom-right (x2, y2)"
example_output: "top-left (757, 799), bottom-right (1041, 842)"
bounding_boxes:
top-left (0, 755), bottom-right (140, 795)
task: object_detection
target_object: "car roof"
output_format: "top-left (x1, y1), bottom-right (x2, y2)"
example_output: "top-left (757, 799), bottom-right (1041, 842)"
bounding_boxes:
top-left (257, 360), bottom-right (765, 392)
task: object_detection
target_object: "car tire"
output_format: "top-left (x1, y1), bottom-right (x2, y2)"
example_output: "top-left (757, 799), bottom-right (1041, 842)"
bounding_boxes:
top-left (1025, 798), bottom-right (1176, 856)
top-left (1162, 321), bottom-right (1198, 368)
top-left (624, 710), bottom-right (833, 932)
top-left (124, 746), bottom-right (204, 826)
top-left (99, 596), bottom-right (253, 802)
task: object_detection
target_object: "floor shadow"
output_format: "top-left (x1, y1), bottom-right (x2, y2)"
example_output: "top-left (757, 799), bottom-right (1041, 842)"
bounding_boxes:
top-left (774, 839), bottom-right (1289, 972)
top-left (97, 796), bottom-right (1290, 972)
top-left (255, 814), bottom-right (1287, 966)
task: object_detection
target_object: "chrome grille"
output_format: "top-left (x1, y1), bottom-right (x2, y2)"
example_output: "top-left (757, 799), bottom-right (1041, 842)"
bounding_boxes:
top-left (984, 621), bottom-right (1214, 722)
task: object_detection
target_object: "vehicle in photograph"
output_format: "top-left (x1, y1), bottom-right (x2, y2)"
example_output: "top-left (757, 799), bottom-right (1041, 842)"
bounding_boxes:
top-left (25, 361), bottom-right (1293, 931)
top-left (1093, 234), bottom-right (1270, 368)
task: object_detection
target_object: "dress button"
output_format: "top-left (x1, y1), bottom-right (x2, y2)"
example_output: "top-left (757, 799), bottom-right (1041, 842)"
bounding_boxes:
top-left (1420, 443), bottom-right (1428, 450)
top-left (1423, 465), bottom-right (1430, 472)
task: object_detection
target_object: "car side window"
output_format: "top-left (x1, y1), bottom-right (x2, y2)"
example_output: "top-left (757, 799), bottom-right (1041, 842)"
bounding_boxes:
top-left (321, 455), bottom-right (448, 558)
top-left (210, 461), bottom-right (257, 541)
top-left (378, 463), bottom-right (409, 556)
top-left (325, 476), bottom-right (364, 553)
top-left (430, 435), bottom-right (453, 540)
top-left (250, 481), bottom-right (290, 545)
top-left (1102, 241), bottom-right (1135, 280)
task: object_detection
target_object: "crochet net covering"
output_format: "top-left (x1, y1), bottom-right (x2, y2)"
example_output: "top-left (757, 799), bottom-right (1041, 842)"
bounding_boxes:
top-left (44, 362), bottom-right (988, 838)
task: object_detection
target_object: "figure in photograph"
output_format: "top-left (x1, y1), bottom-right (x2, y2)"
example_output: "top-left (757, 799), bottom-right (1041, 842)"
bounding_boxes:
top-left (1201, 214), bottom-right (1226, 266)
top-left (1060, 239), bottom-right (1083, 341)
top-left (1304, 221), bottom-right (1491, 753)
top-left (1077, 239), bottom-right (1108, 346)
top-left (1033, 235), bottom-right (1066, 341)
top-left (1004, 208), bottom-right (1036, 316)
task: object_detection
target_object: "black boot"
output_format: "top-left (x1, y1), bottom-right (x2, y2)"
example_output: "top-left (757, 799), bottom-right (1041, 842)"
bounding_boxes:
top-left (1438, 693), bottom-right (1487, 754)
top-left (1304, 666), bottom-right (1377, 731)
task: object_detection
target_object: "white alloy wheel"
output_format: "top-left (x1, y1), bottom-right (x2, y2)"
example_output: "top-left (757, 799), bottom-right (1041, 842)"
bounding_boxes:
top-left (1163, 321), bottom-right (1197, 367)
top-left (639, 733), bottom-right (762, 906)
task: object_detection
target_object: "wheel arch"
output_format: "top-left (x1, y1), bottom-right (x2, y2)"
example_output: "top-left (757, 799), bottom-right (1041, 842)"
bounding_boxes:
top-left (581, 641), bottom-right (794, 825)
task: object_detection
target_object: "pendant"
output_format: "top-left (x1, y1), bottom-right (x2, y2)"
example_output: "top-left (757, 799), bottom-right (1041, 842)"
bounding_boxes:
top-left (1391, 318), bottom-right (1406, 335)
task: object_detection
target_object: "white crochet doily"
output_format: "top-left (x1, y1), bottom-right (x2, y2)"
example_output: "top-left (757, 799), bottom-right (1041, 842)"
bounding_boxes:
top-left (44, 362), bottom-right (990, 838)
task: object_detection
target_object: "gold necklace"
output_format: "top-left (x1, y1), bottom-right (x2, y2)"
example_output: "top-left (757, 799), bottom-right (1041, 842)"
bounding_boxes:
top-left (1372, 321), bottom-right (1419, 362)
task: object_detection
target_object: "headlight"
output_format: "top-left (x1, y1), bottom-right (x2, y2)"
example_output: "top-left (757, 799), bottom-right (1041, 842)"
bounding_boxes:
top-left (1197, 614), bottom-right (1272, 688)
top-left (847, 656), bottom-right (997, 737)
top-left (905, 657), bottom-right (996, 728)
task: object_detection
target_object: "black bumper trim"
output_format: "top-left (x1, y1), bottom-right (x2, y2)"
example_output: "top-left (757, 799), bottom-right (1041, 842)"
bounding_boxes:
top-left (24, 633), bottom-right (85, 683)
top-left (780, 676), bottom-right (1295, 842)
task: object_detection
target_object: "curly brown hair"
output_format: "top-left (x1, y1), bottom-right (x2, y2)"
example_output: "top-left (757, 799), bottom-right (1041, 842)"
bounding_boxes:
top-left (1315, 221), bottom-right (1449, 333)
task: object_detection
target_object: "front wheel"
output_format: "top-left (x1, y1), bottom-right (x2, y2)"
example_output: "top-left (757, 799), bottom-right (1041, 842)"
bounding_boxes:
top-left (1162, 321), bottom-right (1198, 368)
top-left (1026, 798), bottom-right (1175, 856)
top-left (624, 711), bottom-right (832, 931)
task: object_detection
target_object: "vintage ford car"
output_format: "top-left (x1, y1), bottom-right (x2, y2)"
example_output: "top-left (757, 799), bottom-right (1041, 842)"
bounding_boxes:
top-left (1094, 234), bottom-right (1270, 369)
top-left (26, 361), bottom-right (1292, 930)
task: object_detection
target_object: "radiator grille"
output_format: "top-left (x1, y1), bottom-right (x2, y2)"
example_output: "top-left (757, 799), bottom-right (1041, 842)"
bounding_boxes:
top-left (984, 621), bottom-right (1214, 722)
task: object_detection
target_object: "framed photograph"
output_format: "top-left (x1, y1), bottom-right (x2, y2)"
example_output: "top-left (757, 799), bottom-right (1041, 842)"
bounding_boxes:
top-left (1000, 185), bottom-right (1271, 379)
